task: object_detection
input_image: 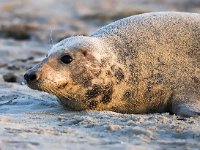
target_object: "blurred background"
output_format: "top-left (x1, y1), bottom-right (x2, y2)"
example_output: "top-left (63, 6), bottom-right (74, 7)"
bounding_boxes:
top-left (0, 0), bottom-right (200, 84)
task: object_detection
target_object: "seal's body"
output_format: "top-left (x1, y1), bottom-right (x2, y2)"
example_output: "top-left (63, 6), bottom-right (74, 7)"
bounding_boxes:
top-left (24, 12), bottom-right (200, 117)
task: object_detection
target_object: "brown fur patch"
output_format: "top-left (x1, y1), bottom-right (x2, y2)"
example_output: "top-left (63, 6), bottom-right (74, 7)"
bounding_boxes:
top-left (129, 64), bottom-right (136, 72)
top-left (192, 76), bottom-right (200, 84)
top-left (123, 89), bottom-right (135, 100)
top-left (70, 65), bottom-right (92, 87)
top-left (106, 70), bottom-right (112, 76)
top-left (85, 84), bottom-right (102, 99)
top-left (128, 64), bottom-right (139, 84)
top-left (81, 76), bottom-right (92, 87)
top-left (93, 69), bottom-right (101, 77)
top-left (101, 84), bottom-right (113, 104)
top-left (111, 65), bottom-right (115, 71)
top-left (89, 100), bottom-right (98, 108)
top-left (114, 68), bottom-right (124, 83)
top-left (100, 59), bottom-right (108, 67)
top-left (144, 85), bottom-right (153, 101)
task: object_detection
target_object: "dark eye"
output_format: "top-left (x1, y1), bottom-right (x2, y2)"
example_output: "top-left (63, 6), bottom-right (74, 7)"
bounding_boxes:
top-left (60, 55), bottom-right (73, 64)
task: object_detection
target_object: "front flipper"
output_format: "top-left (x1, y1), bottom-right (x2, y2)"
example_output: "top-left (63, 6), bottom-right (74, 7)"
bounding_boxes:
top-left (172, 103), bottom-right (200, 117)
top-left (171, 92), bottom-right (200, 117)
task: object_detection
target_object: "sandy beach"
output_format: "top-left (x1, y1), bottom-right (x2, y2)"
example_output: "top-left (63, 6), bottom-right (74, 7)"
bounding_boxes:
top-left (0, 0), bottom-right (200, 149)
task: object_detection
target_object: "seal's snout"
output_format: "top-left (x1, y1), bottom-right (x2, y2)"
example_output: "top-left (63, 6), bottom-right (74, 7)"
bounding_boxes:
top-left (24, 71), bottom-right (37, 82)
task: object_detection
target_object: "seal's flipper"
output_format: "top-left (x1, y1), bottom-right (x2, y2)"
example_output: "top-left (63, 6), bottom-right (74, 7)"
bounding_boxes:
top-left (172, 103), bottom-right (200, 117)
top-left (171, 92), bottom-right (200, 117)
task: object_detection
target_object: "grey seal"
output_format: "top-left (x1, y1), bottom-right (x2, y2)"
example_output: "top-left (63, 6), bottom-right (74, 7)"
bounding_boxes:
top-left (24, 12), bottom-right (200, 117)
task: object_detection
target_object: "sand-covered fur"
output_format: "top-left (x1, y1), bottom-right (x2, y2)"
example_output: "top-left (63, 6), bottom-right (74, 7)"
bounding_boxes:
top-left (25, 12), bottom-right (200, 117)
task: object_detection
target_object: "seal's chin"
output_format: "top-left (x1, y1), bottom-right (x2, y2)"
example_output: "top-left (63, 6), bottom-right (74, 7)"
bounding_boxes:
top-left (57, 96), bottom-right (88, 111)
top-left (25, 81), bottom-right (42, 91)
top-left (25, 79), bottom-right (87, 110)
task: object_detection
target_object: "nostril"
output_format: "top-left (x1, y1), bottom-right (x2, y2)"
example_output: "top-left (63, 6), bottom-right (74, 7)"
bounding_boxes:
top-left (29, 73), bottom-right (37, 81)
top-left (24, 72), bottom-right (37, 81)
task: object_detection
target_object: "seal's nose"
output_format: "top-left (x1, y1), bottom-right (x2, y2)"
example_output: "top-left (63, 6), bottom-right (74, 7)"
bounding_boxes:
top-left (24, 71), bottom-right (37, 82)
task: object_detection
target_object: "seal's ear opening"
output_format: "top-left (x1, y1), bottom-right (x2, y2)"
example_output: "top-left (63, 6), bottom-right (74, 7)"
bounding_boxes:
top-left (81, 50), bottom-right (87, 57)
top-left (80, 49), bottom-right (97, 62)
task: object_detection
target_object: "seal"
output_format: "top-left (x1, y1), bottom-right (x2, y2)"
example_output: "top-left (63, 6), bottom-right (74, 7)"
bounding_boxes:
top-left (24, 12), bottom-right (200, 117)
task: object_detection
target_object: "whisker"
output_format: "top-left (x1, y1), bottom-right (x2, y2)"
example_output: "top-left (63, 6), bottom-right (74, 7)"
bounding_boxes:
top-left (48, 26), bottom-right (55, 49)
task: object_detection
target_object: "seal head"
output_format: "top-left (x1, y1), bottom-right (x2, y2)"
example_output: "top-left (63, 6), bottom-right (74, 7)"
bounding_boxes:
top-left (24, 36), bottom-right (115, 110)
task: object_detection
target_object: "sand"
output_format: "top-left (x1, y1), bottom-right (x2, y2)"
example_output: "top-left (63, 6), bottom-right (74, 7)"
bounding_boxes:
top-left (0, 0), bottom-right (200, 149)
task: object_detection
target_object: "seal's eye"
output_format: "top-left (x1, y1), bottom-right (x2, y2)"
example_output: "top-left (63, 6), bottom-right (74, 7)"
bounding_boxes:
top-left (60, 55), bottom-right (73, 64)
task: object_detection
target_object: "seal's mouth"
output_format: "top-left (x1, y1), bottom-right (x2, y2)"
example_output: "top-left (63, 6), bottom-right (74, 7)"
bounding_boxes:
top-left (56, 82), bottom-right (68, 89)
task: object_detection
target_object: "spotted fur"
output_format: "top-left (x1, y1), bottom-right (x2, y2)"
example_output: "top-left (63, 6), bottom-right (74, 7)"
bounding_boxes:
top-left (25, 12), bottom-right (200, 117)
